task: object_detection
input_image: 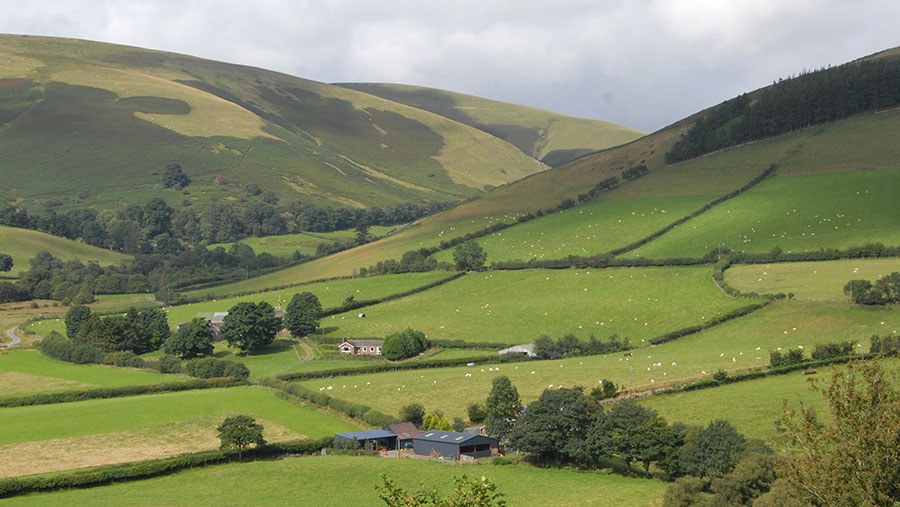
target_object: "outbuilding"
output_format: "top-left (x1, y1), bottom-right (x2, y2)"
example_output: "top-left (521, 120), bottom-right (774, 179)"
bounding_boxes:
top-left (334, 429), bottom-right (397, 450)
top-left (384, 422), bottom-right (422, 450)
top-left (412, 430), bottom-right (498, 460)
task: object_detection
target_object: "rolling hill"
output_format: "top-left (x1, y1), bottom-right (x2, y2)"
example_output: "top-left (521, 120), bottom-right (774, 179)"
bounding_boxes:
top-left (338, 83), bottom-right (645, 166)
top-left (0, 225), bottom-right (130, 276)
top-left (0, 34), bottom-right (644, 215)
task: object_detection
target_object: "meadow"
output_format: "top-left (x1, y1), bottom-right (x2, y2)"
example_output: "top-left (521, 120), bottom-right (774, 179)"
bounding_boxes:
top-left (299, 301), bottom-right (898, 419)
top-left (207, 226), bottom-right (394, 259)
top-left (726, 258), bottom-right (900, 301)
top-left (629, 169), bottom-right (900, 259)
top-left (5, 454), bottom-right (668, 506)
top-left (321, 266), bottom-right (757, 344)
top-left (0, 349), bottom-right (186, 397)
top-left (0, 386), bottom-right (358, 477)
top-left (0, 225), bottom-right (130, 277)
top-left (168, 271), bottom-right (452, 326)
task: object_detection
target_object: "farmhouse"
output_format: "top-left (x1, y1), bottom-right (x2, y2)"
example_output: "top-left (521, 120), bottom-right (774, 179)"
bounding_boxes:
top-left (339, 339), bottom-right (383, 356)
top-left (412, 430), bottom-right (498, 460)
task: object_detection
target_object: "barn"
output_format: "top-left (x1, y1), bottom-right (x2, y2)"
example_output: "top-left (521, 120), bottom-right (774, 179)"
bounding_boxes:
top-left (384, 422), bottom-right (421, 450)
top-left (412, 430), bottom-right (498, 460)
top-left (333, 429), bottom-right (397, 450)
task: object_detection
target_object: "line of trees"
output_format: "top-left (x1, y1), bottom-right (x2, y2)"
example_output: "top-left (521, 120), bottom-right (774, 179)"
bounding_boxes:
top-left (666, 57), bottom-right (900, 163)
top-left (532, 334), bottom-right (630, 360)
top-left (843, 272), bottom-right (900, 305)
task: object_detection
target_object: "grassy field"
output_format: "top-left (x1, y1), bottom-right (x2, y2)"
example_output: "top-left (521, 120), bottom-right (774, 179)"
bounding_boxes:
top-left (171, 271), bottom-right (452, 324)
top-left (0, 349), bottom-right (187, 397)
top-left (433, 195), bottom-right (712, 263)
top-left (0, 225), bottom-right (130, 276)
top-left (5, 454), bottom-right (668, 506)
top-left (726, 258), bottom-right (900, 301)
top-left (25, 294), bottom-right (159, 337)
top-left (299, 301), bottom-right (898, 419)
top-left (320, 266), bottom-right (757, 344)
top-left (0, 386), bottom-right (358, 477)
top-left (641, 357), bottom-right (900, 443)
top-left (208, 226), bottom-right (395, 258)
top-left (629, 169), bottom-right (900, 259)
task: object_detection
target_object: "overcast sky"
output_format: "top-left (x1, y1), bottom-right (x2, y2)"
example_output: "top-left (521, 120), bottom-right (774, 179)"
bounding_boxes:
top-left (2, 0), bottom-right (898, 132)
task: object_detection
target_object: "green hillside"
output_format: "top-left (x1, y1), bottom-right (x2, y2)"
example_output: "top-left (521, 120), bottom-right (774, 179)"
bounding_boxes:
top-left (0, 35), bottom-right (554, 212)
top-left (339, 83), bottom-right (645, 166)
top-left (0, 225), bottom-right (130, 276)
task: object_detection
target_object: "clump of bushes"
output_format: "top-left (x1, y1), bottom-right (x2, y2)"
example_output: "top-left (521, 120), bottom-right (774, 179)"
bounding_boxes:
top-left (182, 358), bottom-right (250, 381)
top-left (870, 335), bottom-right (900, 356)
top-left (102, 351), bottom-right (145, 368)
top-left (533, 334), bottom-right (629, 359)
top-left (382, 328), bottom-right (429, 360)
top-left (36, 331), bottom-right (105, 364)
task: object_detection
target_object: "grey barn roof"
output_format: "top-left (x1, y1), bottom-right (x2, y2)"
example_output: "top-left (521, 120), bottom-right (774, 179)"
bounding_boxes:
top-left (335, 429), bottom-right (395, 440)
top-left (415, 430), bottom-right (483, 444)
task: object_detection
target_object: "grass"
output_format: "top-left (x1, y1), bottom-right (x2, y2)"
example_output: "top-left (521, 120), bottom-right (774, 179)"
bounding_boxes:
top-left (207, 226), bottom-right (394, 258)
top-left (320, 266), bottom-right (757, 344)
top-left (726, 258), bottom-right (900, 301)
top-left (0, 349), bottom-right (187, 397)
top-left (4, 454), bottom-right (668, 506)
top-left (25, 294), bottom-right (158, 337)
top-left (298, 301), bottom-right (898, 419)
top-left (629, 169), bottom-right (900, 259)
top-left (171, 271), bottom-right (452, 323)
top-left (641, 357), bottom-right (900, 443)
top-left (0, 386), bottom-right (356, 446)
top-left (0, 225), bottom-right (130, 276)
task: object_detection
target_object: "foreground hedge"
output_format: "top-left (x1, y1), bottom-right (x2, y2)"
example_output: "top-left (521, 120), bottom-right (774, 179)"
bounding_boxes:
top-left (0, 378), bottom-right (246, 408)
top-left (260, 377), bottom-right (398, 427)
top-left (0, 437), bottom-right (331, 498)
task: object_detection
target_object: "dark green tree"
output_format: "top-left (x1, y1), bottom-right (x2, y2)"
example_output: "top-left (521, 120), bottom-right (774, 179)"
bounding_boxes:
top-left (382, 328), bottom-right (428, 360)
top-left (467, 402), bottom-right (487, 424)
top-left (452, 241), bottom-right (487, 271)
top-left (590, 379), bottom-right (617, 400)
top-left (588, 400), bottom-right (658, 473)
top-left (0, 253), bottom-right (12, 272)
top-left (217, 414), bottom-right (265, 458)
top-left (355, 221), bottom-right (371, 245)
top-left (679, 419), bottom-right (746, 479)
top-left (162, 163), bottom-right (191, 189)
top-left (64, 305), bottom-right (92, 339)
top-left (508, 387), bottom-right (598, 464)
top-left (399, 402), bottom-right (426, 427)
top-left (164, 318), bottom-right (214, 359)
top-left (284, 291), bottom-right (322, 337)
top-left (221, 301), bottom-right (282, 353)
top-left (484, 375), bottom-right (520, 442)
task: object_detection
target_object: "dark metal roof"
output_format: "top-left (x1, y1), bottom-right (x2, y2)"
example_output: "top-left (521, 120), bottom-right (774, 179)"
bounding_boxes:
top-left (335, 429), bottom-right (396, 440)
top-left (414, 430), bottom-right (486, 444)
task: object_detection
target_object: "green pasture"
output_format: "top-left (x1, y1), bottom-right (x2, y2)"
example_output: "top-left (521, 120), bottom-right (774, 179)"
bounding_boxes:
top-left (726, 258), bottom-right (900, 301)
top-left (0, 386), bottom-right (355, 446)
top-left (434, 195), bottom-right (712, 263)
top-left (629, 169), bottom-right (900, 259)
top-left (6, 454), bottom-right (667, 507)
top-left (0, 225), bottom-right (129, 276)
top-left (300, 301), bottom-right (898, 419)
top-left (208, 226), bottom-right (395, 259)
top-left (642, 357), bottom-right (900, 443)
top-left (170, 271), bottom-right (451, 325)
top-left (26, 294), bottom-right (159, 337)
top-left (321, 266), bottom-right (755, 344)
top-left (0, 349), bottom-right (187, 398)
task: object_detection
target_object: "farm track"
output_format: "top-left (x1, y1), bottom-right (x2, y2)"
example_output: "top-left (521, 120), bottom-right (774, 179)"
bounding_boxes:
top-left (3, 326), bottom-right (21, 348)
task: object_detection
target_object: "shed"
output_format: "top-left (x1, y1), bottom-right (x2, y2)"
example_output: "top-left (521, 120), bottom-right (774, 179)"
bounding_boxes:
top-left (334, 429), bottom-right (397, 450)
top-left (384, 422), bottom-right (422, 449)
top-left (498, 343), bottom-right (536, 357)
top-left (412, 430), bottom-right (498, 460)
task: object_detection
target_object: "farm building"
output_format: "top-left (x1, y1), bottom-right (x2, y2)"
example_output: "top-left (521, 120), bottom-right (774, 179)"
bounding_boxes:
top-left (498, 343), bottom-right (536, 357)
top-left (384, 422), bottom-right (422, 450)
top-left (334, 429), bottom-right (397, 450)
top-left (339, 339), bottom-right (383, 356)
top-left (412, 430), bottom-right (498, 460)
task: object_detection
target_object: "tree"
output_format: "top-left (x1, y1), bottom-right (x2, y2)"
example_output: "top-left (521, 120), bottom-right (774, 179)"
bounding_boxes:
top-left (590, 379), bottom-right (617, 400)
top-left (220, 301), bottom-right (282, 353)
top-left (679, 419), bottom-right (745, 479)
top-left (399, 403), bottom-right (426, 427)
top-left (779, 360), bottom-right (900, 505)
top-left (355, 221), bottom-right (371, 245)
top-left (217, 414), bottom-right (265, 458)
top-left (709, 449), bottom-right (777, 506)
top-left (0, 253), bottom-right (12, 272)
top-left (378, 474), bottom-right (506, 507)
top-left (164, 318), bottom-right (214, 359)
top-left (484, 375), bottom-right (520, 442)
top-left (588, 400), bottom-right (660, 473)
top-left (382, 328), bottom-right (429, 360)
top-left (284, 291), bottom-right (322, 337)
top-left (508, 387), bottom-right (597, 464)
top-left (65, 305), bottom-right (92, 339)
top-left (162, 163), bottom-right (191, 189)
top-left (452, 241), bottom-right (487, 271)
top-left (467, 402), bottom-right (487, 424)
top-left (423, 411), bottom-right (452, 431)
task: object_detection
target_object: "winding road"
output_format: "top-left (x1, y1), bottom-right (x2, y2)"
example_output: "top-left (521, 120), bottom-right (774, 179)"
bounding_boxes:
top-left (3, 326), bottom-right (21, 348)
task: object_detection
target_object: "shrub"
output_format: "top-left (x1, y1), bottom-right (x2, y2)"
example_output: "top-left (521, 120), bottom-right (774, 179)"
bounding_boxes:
top-left (382, 328), bottom-right (429, 360)
top-left (182, 357), bottom-right (247, 381)
top-left (466, 402), bottom-right (487, 424)
top-left (713, 369), bottom-right (728, 382)
top-left (103, 351), bottom-right (145, 368)
top-left (399, 403), bottom-right (426, 427)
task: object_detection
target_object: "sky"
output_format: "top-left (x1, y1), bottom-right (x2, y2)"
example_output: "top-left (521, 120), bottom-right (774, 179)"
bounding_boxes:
top-left (1, 0), bottom-right (898, 132)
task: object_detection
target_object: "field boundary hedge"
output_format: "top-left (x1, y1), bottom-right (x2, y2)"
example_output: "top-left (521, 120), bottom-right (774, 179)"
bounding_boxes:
top-left (259, 377), bottom-right (398, 426)
top-left (0, 437), bottom-right (332, 498)
top-left (0, 378), bottom-right (245, 408)
top-left (647, 302), bottom-right (770, 346)
top-left (319, 272), bottom-right (464, 317)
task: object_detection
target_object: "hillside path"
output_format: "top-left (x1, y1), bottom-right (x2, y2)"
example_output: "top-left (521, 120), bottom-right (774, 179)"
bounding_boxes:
top-left (296, 339), bottom-right (314, 361)
top-left (3, 326), bottom-right (21, 348)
